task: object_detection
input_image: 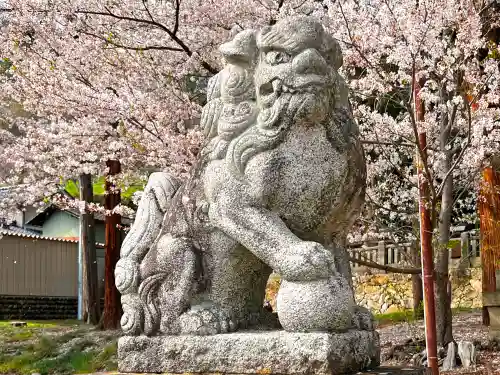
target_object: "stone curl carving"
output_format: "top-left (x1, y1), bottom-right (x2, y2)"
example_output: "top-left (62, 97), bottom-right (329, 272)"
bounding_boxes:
top-left (116, 15), bottom-right (373, 337)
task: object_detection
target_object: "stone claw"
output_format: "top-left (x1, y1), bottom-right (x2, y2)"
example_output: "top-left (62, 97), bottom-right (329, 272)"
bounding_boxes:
top-left (175, 305), bottom-right (238, 336)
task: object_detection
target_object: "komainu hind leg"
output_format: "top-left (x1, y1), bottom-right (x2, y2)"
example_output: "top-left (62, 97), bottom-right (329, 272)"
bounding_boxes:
top-left (169, 238), bottom-right (275, 336)
top-left (154, 234), bottom-right (197, 334)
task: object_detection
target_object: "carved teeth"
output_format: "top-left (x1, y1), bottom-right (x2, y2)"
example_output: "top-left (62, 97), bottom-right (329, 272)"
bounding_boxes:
top-left (282, 85), bottom-right (289, 93)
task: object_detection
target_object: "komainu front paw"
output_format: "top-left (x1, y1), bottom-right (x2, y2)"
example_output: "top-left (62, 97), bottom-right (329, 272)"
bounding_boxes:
top-left (280, 241), bottom-right (337, 282)
top-left (352, 305), bottom-right (374, 331)
top-left (174, 305), bottom-right (238, 335)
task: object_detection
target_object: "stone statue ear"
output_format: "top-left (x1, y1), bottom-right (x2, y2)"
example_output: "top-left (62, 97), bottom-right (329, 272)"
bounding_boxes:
top-left (321, 33), bottom-right (343, 71)
top-left (219, 29), bottom-right (257, 66)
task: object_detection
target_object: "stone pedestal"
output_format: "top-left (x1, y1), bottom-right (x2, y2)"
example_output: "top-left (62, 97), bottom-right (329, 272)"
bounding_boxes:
top-left (483, 291), bottom-right (500, 339)
top-left (118, 330), bottom-right (380, 375)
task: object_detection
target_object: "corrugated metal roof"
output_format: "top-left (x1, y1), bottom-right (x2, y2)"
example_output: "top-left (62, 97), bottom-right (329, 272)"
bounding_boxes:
top-left (0, 228), bottom-right (79, 243)
top-left (0, 227), bottom-right (106, 248)
top-left (1, 225), bottom-right (40, 236)
top-left (64, 207), bottom-right (133, 224)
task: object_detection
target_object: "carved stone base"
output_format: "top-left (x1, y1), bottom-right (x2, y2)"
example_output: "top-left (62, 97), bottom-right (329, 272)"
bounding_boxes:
top-left (118, 330), bottom-right (380, 374)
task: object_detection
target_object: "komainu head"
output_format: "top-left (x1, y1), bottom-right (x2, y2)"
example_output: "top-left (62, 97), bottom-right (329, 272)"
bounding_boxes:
top-left (254, 16), bottom-right (343, 128)
top-left (201, 16), bottom-right (346, 175)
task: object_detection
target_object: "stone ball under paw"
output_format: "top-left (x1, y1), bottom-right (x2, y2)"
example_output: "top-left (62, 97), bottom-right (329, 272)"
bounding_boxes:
top-left (277, 276), bottom-right (355, 332)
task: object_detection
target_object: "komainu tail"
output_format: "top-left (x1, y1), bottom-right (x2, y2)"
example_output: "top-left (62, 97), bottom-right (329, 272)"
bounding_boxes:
top-left (120, 172), bottom-right (181, 262)
top-left (115, 172), bottom-right (180, 335)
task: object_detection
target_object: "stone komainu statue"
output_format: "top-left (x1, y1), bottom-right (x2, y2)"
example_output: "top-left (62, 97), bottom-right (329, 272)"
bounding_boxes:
top-left (115, 16), bottom-right (373, 337)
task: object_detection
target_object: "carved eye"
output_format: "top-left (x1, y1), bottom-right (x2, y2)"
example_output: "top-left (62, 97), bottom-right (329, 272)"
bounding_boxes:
top-left (265, 51), bottom-right (291, 65)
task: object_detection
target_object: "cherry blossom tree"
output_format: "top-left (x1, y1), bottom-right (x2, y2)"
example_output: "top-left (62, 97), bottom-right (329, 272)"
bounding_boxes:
top-left (1, 0), bottom-right (499, 340)
top-left (0, 0), bottom-right (330, 217)
top-left (326, 0), bottom-right (500, 345)
top-left (0, 0), bottom-right (327, 328)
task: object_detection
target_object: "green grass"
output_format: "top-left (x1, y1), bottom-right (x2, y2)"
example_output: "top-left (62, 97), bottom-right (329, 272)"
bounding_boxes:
top-left (375, 310), bottom-right (416, 326)
top-left (451, 306), bottom-right (479, 315)
top-left (6, 329), bottom-right (35, 342)
top-left (375, 306), bottom-right (481, 326)
top-left (0, 320), bottom-right (118, 375)
top-left (0, 319), bottom-right (81, 328)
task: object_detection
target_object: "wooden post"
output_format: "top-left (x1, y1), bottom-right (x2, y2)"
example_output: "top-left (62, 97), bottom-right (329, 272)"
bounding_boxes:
top-left (417, 133), bottom-right (438, 375)
top-left (460, 232), bottom-right (470, 268)
top-left (377, 241), bottom-right (386, 271)
top-left (79, 173), bottom-right (100, 325)
top-left (479, 166), bottom-right (500, 326)
top-left (102, 160), bottom-right (122, 330)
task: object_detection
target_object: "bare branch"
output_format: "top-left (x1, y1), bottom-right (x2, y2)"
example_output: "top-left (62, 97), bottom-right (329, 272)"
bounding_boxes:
top-left (173, 0), bottom-right (181, 35)
top-left (435, 72), bottom-right (495, 197)
top-left (381, 0), bottom-right (409, 48)
top-left (365, 192), bottom-right (418, 216)
top-left (128, 117), bottom-right (165, 146)
top-left (436, 102), bottom-right (472, 197)
top-left (78, 29), bottom-right (183, 52)
top-left (75, 7), bottom-right (217, 73)
top-left (338, 1), bottom-right (386, 82)
top-left (349, 256), bottom-right (422, 274)
top-left (408, 61), bottom-right (416, 106)
top-left (269, 0), bottom-right (285, 25)
top-left (361, 139), bottom-right (415, 148)
top-left (292, 0), bottom-right (308, 11)
top-left (141, 0), bottom-right (155, 22)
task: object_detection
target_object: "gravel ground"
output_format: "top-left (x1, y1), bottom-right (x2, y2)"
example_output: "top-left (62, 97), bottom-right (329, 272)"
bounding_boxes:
top-left (81, 312), bottom-right (500, 375)
top-left (379, 311), bottom-right (500, 374)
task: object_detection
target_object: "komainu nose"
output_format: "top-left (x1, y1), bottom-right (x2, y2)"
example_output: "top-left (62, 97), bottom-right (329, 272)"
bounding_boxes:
top-left (292, 48), bottom-right (329, 76)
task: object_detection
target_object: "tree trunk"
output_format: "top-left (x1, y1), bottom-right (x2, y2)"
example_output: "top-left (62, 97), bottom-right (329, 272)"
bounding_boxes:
top-left (79, 173), bottom-right (101, 325)
top-left (412, 273), bottom-right (424, 318)
top-left (479, 165), bottom-right (500, 326)
top-left (410, 241), bottom-right (424, 318)
top-left (102, 160), bottom-right (122, 330)
top-left (435, 152), bottom-right (454, 346)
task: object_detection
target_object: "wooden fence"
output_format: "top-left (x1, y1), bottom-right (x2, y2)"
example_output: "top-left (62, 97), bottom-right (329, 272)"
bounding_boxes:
top-left (0, 232), bottom-right (104, 297)
top-left (348, 230), bottom-right (481, 274)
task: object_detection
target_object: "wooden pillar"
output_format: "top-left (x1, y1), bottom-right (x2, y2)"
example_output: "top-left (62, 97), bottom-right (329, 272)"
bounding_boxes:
top-left (79, 173), bottom-right (100, 325)
top-left (377, 241), bottom-right (386, 270)
top-left (460, 232), bottom-right (470, 268)
top-left (102, 160), bottom-right (122, 330)
top-left (479, 166), bottom-right (500, 326)
top-left (416, 132), bottom-right (438, 375)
